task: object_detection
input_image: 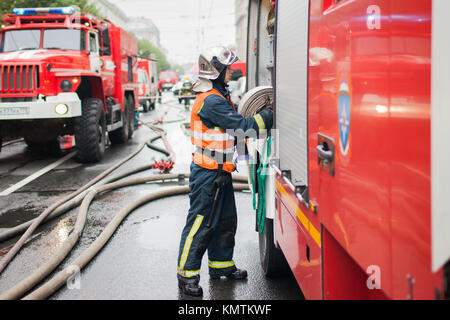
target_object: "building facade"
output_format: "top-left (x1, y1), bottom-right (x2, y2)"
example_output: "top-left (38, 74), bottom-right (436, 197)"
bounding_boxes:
top-left (88, 0), bottom-right (161, 48)
top-left (127, 17), bottom-right (161, 48)
top-left (235, 0), bottom-right (249, 62)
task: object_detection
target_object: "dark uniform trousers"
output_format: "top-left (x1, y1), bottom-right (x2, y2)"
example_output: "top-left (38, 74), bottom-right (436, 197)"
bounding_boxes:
top-left (177, 162), bottom-right (237, 278)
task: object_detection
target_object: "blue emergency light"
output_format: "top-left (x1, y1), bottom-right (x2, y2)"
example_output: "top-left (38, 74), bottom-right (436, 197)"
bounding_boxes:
top-left (13, 7), bottom-right (75, 16)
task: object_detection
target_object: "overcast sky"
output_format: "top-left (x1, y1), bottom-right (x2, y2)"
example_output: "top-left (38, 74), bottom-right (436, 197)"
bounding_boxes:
top-left (108, 0), bottom-right (236, 66)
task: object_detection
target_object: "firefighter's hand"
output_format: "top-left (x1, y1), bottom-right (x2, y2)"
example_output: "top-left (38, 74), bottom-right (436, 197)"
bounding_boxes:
top-left (214, 175), bottom-right (230, 189)
top-left (257, 108), bottom-right (274, 131)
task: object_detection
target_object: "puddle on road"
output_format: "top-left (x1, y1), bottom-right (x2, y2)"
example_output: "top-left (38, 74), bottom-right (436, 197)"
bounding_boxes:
top-left (0, 206), bottom-right (43, 228)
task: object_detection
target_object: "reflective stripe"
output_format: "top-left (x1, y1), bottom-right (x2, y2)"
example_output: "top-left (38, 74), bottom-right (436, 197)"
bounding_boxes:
top-left (197, 102), bottom-right (205, 114)
top-left (177, 268), bottom-right (200, 278)
top-left (179, 215), bottom-right (204, 271)
top-left (190, 130), bottom-right (234, 142)
top-left (208, 260), bottom-right (235, 269)
top-left (253, 114), bottom-right (265, 130)
top-left (193, 145), bottom-right (236, 153)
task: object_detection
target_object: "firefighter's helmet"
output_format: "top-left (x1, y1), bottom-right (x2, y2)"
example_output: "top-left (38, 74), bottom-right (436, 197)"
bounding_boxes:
top-left (194, 46), bottom-right (239, 92)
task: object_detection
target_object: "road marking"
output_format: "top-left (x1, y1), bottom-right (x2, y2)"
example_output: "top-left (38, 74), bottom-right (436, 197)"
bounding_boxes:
top-left (0, 151), bottom-right (76, 196)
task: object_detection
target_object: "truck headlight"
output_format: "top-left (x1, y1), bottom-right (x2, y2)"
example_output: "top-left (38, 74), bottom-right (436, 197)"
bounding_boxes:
top-left (55, 103), bottom-right (69, 115)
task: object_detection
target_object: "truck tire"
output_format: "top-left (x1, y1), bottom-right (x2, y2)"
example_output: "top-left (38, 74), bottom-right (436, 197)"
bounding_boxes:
top-left (127, 95), bottom-right (135, 140)
top-left (259, 217), bottom-right (290, 277)
top-left (109, 96), bottom-right (130, 144)
top-left (74, 98), bottom-right (106, 163)
top-left (150, 98), bottom-right (156, 110)
top-left (143, 99), bottom-right (149, 113)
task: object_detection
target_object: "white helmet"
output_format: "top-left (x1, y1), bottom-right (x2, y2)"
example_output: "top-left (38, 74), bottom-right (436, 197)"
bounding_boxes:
top-left (194, 46), bottom-right (239, 92)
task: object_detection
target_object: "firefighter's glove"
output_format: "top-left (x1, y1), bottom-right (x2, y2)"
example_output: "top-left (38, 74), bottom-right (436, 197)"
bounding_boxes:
top-left (213, 175), bottom-right (230, 190)
top-left (257, 108), bottom-right (274, 132)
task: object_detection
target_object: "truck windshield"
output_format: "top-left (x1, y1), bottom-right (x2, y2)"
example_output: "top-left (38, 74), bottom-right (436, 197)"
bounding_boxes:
top-left (43, 29), bottom-right (86, 51)
top-left (0, 30), bottom-right (41, 52)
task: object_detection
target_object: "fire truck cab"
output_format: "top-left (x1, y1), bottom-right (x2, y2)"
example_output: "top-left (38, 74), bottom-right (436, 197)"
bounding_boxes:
top-left (247, 0), bottom-right (450, 300)
top-left (0, 7), bottom-right (138, 163)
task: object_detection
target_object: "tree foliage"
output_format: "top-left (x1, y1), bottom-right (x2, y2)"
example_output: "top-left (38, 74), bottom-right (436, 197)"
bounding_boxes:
top-left (138, 38), bottom-right (170, 73)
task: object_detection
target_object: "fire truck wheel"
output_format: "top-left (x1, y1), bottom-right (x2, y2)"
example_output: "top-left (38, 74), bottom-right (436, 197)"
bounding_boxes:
top-left (74, 98), bottom-right (106, 163)
top-left (127, 96), bottom-right (135, 140)
top-left (143, 100), bottom-right (150, 113)
top-left (259, 218), bottom-right (290, 277)
top-left (109, 96), bottom-right (130, 144)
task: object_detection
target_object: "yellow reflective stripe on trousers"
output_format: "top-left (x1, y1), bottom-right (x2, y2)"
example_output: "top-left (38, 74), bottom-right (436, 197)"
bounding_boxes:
top-left (177, 268), bottom-right (200, 278)
top-left (253, 114), bottom-right (265, 130)
top-left (179, 214), bottom-right (204, 271)
top-left (208, 260), bottom-right (235, 269)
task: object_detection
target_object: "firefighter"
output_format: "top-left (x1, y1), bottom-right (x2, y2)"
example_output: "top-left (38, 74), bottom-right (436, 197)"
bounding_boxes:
top-left (177, 46), bottom-right (273, 296)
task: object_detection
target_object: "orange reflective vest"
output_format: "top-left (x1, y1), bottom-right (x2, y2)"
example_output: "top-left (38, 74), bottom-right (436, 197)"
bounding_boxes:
top-left (190, 88), bottom-right (236, 172)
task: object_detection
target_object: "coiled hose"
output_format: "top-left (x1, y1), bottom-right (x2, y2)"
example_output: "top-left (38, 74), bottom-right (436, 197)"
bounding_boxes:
top-left (237, 86), bottom-right (273, 118)
top-left (236, 86), bottom-right (274, 234)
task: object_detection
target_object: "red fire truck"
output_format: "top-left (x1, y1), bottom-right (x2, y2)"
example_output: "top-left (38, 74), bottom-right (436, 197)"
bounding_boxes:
top-left (247, 0), bottom-right (450, 299)
top-left (137, 58), bottom-right (158, 112)
top-left (230, 62), bottom-right (246, 80)
top-left (0, 7), bottom-right (138, 163)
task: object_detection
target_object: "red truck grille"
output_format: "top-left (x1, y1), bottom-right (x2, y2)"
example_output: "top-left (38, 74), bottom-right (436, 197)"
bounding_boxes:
top-left (0, 64), bottom-right (40, 95)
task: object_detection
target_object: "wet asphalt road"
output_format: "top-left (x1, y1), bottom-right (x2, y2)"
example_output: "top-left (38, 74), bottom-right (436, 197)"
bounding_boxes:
top-left (0, 93), bottom-right (303, 300)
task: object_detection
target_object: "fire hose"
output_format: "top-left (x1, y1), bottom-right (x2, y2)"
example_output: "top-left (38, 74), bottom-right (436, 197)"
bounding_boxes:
top-left (237, 86), bottom-right (274, 234)
top-left (0, 105), bottom-right (182, 245)
top-left (0, 103), bottom-right (249, 300)
top-left (0, 173), bottom-right (247, 300)
top-left (237, 86), bottom-right (273, 118)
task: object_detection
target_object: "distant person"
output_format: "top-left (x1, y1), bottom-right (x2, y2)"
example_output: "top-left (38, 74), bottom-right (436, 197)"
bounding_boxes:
top-left (176, 46), bottom-right (273, 296)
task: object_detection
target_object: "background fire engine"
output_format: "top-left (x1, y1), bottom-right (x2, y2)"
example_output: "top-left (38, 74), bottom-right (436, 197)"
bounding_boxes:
top-left (0, 7), bottom-right (138, 163)
top-left (247, 0), bottom-right (450, 300)
top-left (137, 57), bottom-right (158, 113)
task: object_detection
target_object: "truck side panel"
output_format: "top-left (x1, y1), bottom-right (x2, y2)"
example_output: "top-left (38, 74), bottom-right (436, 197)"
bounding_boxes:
top-left (308, 0), bottom-right (393, 297)
top-left (110, 26), bottom-right (138, 108)
top-left (275, 177), bottom-right (322, 300)
top-left (252, 0), bottom-right (446, 299)
top-left (307, 0), bottom-right (443, 299)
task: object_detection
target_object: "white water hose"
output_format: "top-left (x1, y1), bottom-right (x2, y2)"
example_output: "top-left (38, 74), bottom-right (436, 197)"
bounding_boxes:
top-left (0, 109), bottom-right (249, 300)
top-left (238, 86), bottom-right (274, 118)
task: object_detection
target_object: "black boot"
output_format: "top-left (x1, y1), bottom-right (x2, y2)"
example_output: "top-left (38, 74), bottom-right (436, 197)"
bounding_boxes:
top-left (178, 275), bottom-right (203, 297)
top-left (210, 268), bottom-right (248, 280)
